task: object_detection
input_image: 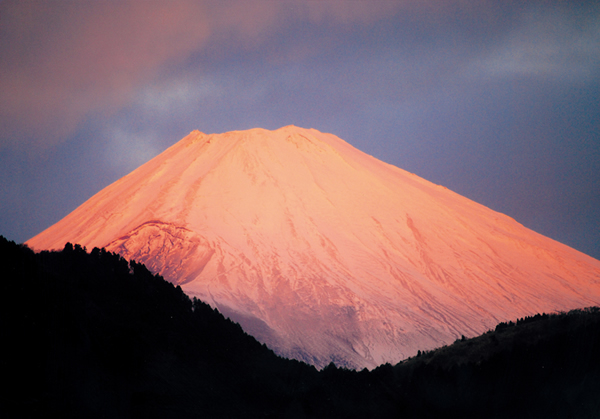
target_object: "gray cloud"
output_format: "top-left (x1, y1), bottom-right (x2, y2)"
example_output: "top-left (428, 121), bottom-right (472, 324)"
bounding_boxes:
top-left (0, 0), bottom-right (212, 150)
top-left (468, 4), bottom-right (600, 81)
top-left (0, 0), bottom-right (415, 152)
top-left (0, 0), bottom-right (515, 153)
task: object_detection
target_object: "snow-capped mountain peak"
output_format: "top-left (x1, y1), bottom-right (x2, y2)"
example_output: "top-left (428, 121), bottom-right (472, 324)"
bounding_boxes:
top-left (27, 126), bottom-right (600, 369)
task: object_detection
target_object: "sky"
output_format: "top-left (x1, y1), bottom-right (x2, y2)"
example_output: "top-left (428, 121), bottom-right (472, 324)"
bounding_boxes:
top-left (1, 0), bottom-right (599, 260)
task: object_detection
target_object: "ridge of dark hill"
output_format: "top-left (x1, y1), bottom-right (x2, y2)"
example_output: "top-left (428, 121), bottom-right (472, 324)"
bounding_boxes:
top-left (1, 235), bottom-right (599, 418)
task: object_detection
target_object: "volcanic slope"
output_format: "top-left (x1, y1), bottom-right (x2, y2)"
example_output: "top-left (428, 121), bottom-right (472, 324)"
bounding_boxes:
top-left (27, 126), bottom-right (600, 369)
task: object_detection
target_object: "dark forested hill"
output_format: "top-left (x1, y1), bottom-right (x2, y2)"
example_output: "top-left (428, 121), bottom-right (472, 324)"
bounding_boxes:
top-left (1, 235), bottom-right (599, 418)
top-left (0, 236), bottom-right (320, 418)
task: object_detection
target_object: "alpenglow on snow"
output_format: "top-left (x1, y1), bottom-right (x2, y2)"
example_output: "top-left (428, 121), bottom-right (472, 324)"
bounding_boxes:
top-left (27, 126), bottom-right (600, 369)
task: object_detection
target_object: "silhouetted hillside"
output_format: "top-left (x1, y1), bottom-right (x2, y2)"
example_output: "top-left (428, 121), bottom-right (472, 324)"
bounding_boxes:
top-left (390, 306), bottom-right (600, 418)
top-left (1, 235), bottom-right (599, 418)
top-left (0, 236), bottom-right (318, 418)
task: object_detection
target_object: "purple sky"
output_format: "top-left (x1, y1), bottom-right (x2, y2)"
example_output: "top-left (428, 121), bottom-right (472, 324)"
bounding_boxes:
top-left (1, 1), bottom-right (599, 260)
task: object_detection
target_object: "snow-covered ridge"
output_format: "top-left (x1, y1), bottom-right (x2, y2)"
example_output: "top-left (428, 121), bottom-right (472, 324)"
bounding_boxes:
top-left (27, 126), bottom-right (600, 369)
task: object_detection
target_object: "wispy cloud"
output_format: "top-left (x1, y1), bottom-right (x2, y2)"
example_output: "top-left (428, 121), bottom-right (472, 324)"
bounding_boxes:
top-left (468, 5), bottom-right (600, 81)
top-left (0, 0), bottom-right (413, 151)
top-left (1, 0), bottom-right (505, 153)
top-left (104, 126), bottom-right (162, 173)
top-left (0, 0), bottom-right (212, 150)
top-left (137, 77), bottom-right (221, 111)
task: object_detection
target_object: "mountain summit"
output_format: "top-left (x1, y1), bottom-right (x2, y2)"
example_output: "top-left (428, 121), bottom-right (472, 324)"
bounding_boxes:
top-left (27, 126), bottom-right (600, 369)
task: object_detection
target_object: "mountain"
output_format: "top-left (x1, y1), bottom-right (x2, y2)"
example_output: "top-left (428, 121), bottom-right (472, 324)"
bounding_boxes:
top-left (26, 125), bottom-right (600, 369)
